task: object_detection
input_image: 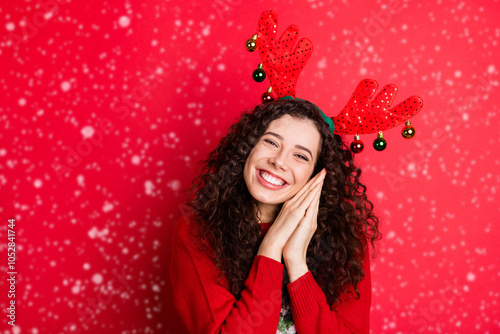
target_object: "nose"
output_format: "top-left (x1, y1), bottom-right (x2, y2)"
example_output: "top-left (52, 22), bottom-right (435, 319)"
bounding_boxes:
top-left (269, 150), bottom-right (288, 171)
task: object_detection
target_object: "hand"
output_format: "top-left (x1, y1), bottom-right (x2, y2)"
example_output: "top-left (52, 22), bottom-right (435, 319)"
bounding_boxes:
top-left (282, 175), bottom-right (323, 282)
top-left (257, 168), bottom-right (326, 263)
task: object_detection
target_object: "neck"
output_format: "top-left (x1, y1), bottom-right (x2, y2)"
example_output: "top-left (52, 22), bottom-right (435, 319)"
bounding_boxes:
top-left (256, 202), bottom-right (281, 223)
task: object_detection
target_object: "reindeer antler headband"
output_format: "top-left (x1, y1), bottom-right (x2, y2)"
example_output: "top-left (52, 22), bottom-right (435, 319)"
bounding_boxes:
top-left (246, 10), bottom-right (423, 153)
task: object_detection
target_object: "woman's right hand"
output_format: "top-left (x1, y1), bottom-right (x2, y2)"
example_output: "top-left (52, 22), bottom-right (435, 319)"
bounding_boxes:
top-left (257, 168), bottom-right (326, 262)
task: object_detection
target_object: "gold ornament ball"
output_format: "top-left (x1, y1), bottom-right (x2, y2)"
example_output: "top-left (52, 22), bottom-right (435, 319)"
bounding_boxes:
top-left (402, 125), bottom-right (416, 139)
top-left (246, 39), bottom-right (257, 52)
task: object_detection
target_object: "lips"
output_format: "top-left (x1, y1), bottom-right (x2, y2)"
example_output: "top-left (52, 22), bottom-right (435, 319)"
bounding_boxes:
top-left (256, 169), bottom-right (288, 190)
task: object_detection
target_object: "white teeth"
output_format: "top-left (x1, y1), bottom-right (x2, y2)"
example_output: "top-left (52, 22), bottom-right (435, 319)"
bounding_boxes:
top-left (260, 171), bottom-right (285, 186)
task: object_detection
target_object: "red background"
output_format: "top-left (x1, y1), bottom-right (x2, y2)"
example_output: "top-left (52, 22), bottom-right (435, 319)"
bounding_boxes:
top-left (1, 0), bottom-right (499, 333)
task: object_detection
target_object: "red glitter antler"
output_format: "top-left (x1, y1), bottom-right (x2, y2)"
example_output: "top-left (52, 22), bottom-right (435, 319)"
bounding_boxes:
top-left (332, 79), bottom-right (423, 134)
top-left (331, 79), bottom-right (423, 152)
top-left (251, 10), bottom-right (313, 99)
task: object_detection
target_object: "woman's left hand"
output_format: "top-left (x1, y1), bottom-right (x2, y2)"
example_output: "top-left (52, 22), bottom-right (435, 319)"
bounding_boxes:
top-left (282, 178), bottom-right (323, 282)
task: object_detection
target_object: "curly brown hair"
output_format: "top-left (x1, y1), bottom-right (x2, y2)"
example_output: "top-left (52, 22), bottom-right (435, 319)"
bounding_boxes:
top-left (186, 98), bottom-right (381, 309)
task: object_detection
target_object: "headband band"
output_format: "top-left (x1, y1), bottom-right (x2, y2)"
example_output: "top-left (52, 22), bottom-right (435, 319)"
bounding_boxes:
top-left (247, 10), bottom-right (423, 153)
top-left (279, 96), bottom-right (335, 135)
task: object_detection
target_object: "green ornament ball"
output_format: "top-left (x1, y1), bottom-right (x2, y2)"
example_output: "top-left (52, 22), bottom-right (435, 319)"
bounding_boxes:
top-left (252, 68), bottom-right (266, 82)
top-left (373, 137), bottom-right (387, 151)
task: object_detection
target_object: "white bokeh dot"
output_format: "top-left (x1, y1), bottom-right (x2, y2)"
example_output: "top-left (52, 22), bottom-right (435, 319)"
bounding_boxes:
top-left (81, 126), bottom-right (95, 139)
top-left (131, 155), bottom-right (140, 165)
top-left (119, 16), bottom-right (130, 28)
top-left (92, 273), bottom-right (103, 285)
top-left (170, 180), bottom-right (181, 191)
top-left (61, 81), bottom-right (71, 91)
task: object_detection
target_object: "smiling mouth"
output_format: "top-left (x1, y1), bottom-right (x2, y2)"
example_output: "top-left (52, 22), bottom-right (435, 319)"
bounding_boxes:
top-left (259, 170), bottom-right (287, 186)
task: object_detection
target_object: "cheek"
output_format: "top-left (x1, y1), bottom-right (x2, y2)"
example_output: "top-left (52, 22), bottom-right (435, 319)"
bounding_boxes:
top-left (245, 145), bottom-right (266, 166)
top-left (244, 150), bottom-right (258, 180)
top-left (245, 151), bottom-right (256, 168)
top-left (293, 166), bottom-right (314, 187)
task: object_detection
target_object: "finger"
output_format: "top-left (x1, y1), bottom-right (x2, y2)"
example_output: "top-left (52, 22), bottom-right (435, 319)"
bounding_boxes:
top-left (292, 171), bottom-right (325, 207)
top-left (293, 181), bottom-right (323, 216)
top-left (293, 169), bottom-right (325, 198)
top-left (313, 183), bottom-right (321, 218)
top-left (287, 170), bottom-right (326, 207)
top-left (304, 183), bottom-right (321, 221)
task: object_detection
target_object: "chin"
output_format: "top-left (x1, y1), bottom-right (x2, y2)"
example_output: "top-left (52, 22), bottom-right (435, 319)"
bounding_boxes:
top-left (249, 187), bottom-right (287, 205)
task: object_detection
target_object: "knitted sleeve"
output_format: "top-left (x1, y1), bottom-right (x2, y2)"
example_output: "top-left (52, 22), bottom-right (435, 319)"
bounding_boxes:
top-left (287, 247), bottom-right (372, 334)
top-left (170, 215), bottom-right (284, 334)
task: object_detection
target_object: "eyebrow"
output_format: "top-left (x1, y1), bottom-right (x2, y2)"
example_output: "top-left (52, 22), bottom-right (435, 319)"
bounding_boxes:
top-left (263, 132), bottom-right (314, 159)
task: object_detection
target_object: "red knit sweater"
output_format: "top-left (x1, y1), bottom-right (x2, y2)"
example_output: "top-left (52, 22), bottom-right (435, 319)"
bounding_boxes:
top-left (170, 214), bottom-right (371, 334)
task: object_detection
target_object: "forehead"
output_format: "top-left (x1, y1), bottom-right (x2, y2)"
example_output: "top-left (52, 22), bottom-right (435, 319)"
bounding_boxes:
top-left (266, 114), bottom-right (322, 157)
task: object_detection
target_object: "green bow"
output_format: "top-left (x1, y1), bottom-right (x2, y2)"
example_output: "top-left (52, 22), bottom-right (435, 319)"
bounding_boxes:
top-left (279, 96), bottom-right (335, 135)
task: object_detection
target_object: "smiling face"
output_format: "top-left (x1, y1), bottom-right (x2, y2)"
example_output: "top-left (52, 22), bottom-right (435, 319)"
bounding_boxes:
top-left (243, 114), bottom-right (322, 222)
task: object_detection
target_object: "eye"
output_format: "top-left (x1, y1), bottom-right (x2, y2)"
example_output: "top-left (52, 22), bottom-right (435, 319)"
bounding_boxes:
top-left (295, 154), bottom-right (309, 161)
top-left (263, 138), bottom-right (278, 147)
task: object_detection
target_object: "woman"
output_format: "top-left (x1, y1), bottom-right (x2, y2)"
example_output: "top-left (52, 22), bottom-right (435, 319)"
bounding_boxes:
top-left (170, 98), bottom-right (381, 334)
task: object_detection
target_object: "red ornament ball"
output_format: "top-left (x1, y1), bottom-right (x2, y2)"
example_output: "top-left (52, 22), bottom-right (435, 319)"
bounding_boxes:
top-left (261, 92), bottom-right (274, 103)
top-left (350, 140), bottom-right (364, 153)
